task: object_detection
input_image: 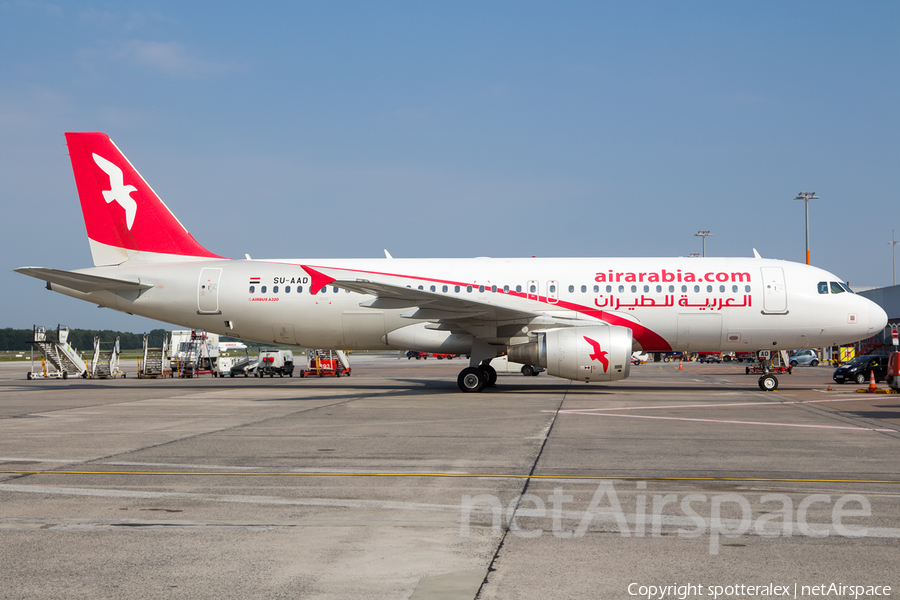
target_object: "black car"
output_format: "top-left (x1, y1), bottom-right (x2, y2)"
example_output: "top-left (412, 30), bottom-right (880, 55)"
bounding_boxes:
top-left (832, 355), bottom-right (888, 384)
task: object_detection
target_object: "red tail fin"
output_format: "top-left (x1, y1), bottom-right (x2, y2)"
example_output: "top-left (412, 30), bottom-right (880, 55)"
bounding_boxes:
top-left (65, 132), bottom-right (223, 265)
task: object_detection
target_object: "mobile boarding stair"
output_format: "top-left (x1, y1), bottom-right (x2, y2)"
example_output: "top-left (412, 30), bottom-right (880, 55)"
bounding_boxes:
top-left (298, 349), bottom-right (351, 377)
top-left (91, 336), bottom-right (125, 379)
top-left (176, 331), bottom-right (214, 378)
top-left (138, 332), bottom-right (170, 378)
top-left (27, 325), bottom-right (88, 380)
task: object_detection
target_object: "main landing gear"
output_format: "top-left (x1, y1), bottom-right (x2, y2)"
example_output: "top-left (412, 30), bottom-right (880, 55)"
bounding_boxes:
top-left (457, 363), bottom-right (498, 393)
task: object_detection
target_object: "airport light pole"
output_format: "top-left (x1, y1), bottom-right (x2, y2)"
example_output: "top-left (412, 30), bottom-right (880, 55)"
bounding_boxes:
top-left (890, 229), bottom-right (898, 286)
top-left (795, 192), bottom-right (818, 265)
top-left (695, 231), bottom-right (711, 257)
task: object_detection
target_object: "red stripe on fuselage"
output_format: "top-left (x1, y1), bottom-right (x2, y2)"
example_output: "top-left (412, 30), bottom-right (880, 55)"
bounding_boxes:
top-left (298, 264), bottom-right (673, 351)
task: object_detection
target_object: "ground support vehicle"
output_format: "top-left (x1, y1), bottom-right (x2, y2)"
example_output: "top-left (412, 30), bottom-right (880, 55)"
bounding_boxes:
top-left (256, 350), bottom-right (295, 377)
top-left (27, 325), bottom-right (88, 380)
top-left (697, 352), bottom-right (722, 363)
top-left (298, 350), bottom-right (350, 378)
top-left (229, 356), bottom-right (257, 377)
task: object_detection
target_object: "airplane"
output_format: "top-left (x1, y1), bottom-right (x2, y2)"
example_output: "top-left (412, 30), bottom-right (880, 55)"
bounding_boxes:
top-left (16, 132), bottom-right (888, 392)
top-left (218, 341), bottom-right (248, 352)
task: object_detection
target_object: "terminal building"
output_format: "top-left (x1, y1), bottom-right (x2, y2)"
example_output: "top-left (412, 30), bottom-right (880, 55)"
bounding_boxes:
top-left (858, 285), bottom-right (900, 352)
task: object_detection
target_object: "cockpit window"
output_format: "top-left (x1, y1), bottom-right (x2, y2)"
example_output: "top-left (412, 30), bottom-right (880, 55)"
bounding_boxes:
top-left (830, 281), bottom-right (845, 294)
top-left (817, 282), bottom-right (828, 294)
top-left (839, 282), bottom-right (854, 293)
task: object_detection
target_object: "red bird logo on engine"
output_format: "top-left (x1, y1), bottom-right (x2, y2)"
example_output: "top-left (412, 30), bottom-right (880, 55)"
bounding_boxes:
top-left (583, 336), bottom-right (610, 372)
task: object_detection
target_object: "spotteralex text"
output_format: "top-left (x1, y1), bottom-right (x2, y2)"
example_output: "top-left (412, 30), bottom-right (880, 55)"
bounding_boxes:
top-left (627, 582), bottom-right (891, 599)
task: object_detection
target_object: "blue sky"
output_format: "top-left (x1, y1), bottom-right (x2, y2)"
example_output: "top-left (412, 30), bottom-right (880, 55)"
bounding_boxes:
top-left (2, 1), bottom-right (899, 332)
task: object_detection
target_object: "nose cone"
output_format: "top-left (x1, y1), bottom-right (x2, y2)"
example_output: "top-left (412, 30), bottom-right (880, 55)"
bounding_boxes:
top-left (868, 300), bottom-right (888, 334)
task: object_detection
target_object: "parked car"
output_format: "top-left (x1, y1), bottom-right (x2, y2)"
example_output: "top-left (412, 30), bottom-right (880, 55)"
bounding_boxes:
top-left (789, 349), bottom-right (820, 367)
top-left (406, 351), bottom-right (428, 360)
top-left (832, 355), bottom-right (888, 385)
top-left (697, 352), bottom-right (721, 363)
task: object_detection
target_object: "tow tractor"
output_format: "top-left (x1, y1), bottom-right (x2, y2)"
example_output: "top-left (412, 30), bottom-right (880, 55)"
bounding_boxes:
top-left (746, 350), bottom-right (792, 390)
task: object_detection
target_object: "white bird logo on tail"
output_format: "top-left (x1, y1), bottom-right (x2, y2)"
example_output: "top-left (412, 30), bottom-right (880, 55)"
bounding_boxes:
top-left (92, 153), bottom-right (137, 230)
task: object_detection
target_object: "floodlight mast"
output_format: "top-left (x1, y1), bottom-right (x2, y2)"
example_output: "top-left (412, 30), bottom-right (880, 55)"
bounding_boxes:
top-left (695, 231), bottom-right (711, 257)
top-left (795, 192), bottom-right (818, 265)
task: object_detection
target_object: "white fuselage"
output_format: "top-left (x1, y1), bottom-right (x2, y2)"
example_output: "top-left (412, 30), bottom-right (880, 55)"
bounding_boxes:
top-left (48, 256), bottom-right (886, 354)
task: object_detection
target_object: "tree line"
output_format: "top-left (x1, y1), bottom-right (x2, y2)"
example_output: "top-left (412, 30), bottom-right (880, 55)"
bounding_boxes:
top-left (0, 328), bottom-right (169, 351)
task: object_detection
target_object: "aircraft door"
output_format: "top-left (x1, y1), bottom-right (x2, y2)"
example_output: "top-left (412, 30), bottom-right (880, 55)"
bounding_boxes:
top-left (527, 280), bottom-right (539, 303)
top-left (760, 267), bottom-right (788, 314)
top-left (198, 268), bottom-right (222, 314)
top-left (547, 280), bottom-right (559, 304)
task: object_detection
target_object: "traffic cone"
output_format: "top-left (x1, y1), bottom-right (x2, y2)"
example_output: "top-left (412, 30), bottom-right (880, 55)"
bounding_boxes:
top-left (867, 370), bottom-right (877, 393)
top-left (678, 361), bottom-right (683, 370)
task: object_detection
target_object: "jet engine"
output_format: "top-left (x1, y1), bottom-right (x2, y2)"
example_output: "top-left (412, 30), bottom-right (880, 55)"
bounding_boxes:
top-left (507, 325), bottom-right (633, 382)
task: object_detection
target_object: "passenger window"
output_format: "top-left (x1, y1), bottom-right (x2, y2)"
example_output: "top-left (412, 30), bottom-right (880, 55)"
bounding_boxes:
top-left (643, 285), bottom-right (649, 293)
top-left (333, 286), bottom-right (339, 294)
top-left (732, 285), bottom-right (738, 293)
top-left (430, 285), bottom-right (436, 292)
top-left (503, 285), bottom-right (509, 293)
top-left (581, 285), bottom-right (587, 293)
top-left (681, 285), bottom-right (687, 293)
top-left (618, 285), bottom-right (625, 293)
top-left (656, 285), bottom-right (662, 293)
top-left (443, 285), bottom-right (448, 293)
top-left (516, 285), bottom-right (522, 293)
top-left (455, 285), bottom-right (461, 293)
top-left (693, 285), bottom-right (700, 293)
top-left (261, 286), bottom-right (267, 293)
top-left (491, 285), bottom-right (497, 293)
top-left (273, 286), bottom-right (279, 293)
top-left (593, 285), bottom-right (599, 293)
top-left (818, 282), bottom-right (828, 294)
top-left (478, 285), bottom-right (485, 293)
top-left (418, 285), bottom-right (424, 290)
top-left (719, 285), bottom-right (725, 292)
top-left (830, 281), bottom-right (845, 294)
top-left (249, 286), bottom-right (255, 293)
top-left (606, 285), bottom-right (612, 293)
top-left (297, 286), bottom-right (303, 293)
top-left (530, 284), bottom-right (536, 293)
top-left (285, 286), bottom-right (291, 293)
top-left (631, 285), bottom-right (637, 293)
top-left (707, 285), bottom-right (713, 293)
top-left (568, 285), bottom-right (574, 293)
top-left (744, 285), bottom-right (751, 293)
top-left (467, 285), bottom-right (473, 293)
top-left (669, 285), bottom-right (675, 293)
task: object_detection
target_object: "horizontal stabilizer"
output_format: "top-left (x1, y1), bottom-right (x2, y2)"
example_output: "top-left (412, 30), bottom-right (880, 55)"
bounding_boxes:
top-left (15, 267), bottom-right (153, 293)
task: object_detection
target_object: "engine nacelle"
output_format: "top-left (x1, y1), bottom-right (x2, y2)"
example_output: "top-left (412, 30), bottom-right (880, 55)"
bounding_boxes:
top-left (507, 325), bottom-right (633, 382)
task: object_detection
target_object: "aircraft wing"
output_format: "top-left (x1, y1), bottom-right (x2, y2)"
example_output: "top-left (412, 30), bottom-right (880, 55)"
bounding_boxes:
top-left (15, 267), bottom-right (154, 293)
top-left (335, 278), bottom-right (539, 322)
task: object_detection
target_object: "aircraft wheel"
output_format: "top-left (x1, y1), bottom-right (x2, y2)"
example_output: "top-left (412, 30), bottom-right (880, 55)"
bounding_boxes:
top-left (522, 365), bottom-right (534, 377)
top-left (480, 364), bottom-right (497, 387)
top-left (458, 367), bottom-right (486, 393)
top-left (758, 374), bottom-right (778, 391)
